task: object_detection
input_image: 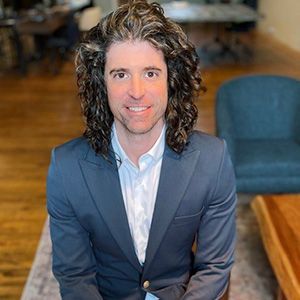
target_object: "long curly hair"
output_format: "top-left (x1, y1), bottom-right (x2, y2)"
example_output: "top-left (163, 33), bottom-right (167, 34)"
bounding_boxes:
top-left (75, 0), bottom-right (205, 159)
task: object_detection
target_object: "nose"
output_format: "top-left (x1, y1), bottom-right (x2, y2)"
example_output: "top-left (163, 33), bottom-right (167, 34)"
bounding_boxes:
top-left (128, 76), bottom-right (145, 100)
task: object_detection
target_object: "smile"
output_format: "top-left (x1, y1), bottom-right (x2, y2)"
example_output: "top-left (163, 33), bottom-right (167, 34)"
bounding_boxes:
top-left (127, 106), bottom-right (149, 112)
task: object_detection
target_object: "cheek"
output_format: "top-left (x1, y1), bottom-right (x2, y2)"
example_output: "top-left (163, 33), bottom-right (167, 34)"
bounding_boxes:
top-left (156, 83), bottom-right (168, 107)
top-left (107, 84), bottom-right (125, 106)
top-left (151, 80), bottom-right (168, 97)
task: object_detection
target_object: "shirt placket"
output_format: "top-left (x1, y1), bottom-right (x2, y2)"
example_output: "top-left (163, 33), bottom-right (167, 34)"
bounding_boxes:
top-left (133, 159), bottom-right (150, 264)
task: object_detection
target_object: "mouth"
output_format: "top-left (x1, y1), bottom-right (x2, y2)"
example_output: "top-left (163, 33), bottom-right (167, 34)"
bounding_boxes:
top-left (127, 106), bottom-right (150, 112)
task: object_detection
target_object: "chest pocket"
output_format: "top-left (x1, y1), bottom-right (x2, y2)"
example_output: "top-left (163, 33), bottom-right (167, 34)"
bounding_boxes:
top-left (172, 208), bottom-right (203, 226)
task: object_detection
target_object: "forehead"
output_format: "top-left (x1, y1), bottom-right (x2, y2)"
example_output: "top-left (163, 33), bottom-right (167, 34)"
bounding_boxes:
top-left (105, 40), bottom-right (166, 69)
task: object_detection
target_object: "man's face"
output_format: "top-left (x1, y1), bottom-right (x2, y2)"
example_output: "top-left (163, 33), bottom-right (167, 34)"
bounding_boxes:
top-left (104, 40), bottom-right (168, 139)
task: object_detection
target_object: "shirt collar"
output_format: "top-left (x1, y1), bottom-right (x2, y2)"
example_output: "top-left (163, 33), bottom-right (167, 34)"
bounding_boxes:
top-left (111, 123), bottom-right (166, 167)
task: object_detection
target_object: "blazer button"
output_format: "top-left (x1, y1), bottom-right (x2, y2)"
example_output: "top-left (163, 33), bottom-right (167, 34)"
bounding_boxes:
top-left (143, 280), bottom-right (150, 289)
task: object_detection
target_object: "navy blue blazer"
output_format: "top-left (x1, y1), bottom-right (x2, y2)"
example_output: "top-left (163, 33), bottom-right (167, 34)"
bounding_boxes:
top-left (47, 131), bottom-right (236, 300)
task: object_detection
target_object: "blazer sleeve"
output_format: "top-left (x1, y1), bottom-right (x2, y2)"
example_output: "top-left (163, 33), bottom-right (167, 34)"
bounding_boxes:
top-left (47, 149), bottom-right (103, 300)
top-left (182, 140), bottom-right (237, 300)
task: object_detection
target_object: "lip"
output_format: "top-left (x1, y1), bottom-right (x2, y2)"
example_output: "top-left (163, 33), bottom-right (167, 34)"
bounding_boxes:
top-left (126, 105), bottom-right (151, 113)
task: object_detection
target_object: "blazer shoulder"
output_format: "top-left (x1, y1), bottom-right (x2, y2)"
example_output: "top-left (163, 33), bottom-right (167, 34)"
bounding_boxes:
top-left (53, 136), bottom-right (90, 162)
top-left (188, 130), bottom-right (224, 152)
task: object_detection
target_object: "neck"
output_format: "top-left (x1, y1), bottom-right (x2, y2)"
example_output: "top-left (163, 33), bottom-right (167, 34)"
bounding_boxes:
top-left (115, 126), bottom-right (164, 166)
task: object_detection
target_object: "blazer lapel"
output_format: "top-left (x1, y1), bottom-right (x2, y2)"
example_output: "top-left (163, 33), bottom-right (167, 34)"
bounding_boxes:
top-left (78, 148), bottom-right (142, 272)
top-left (143, 145), bottom-right (200, 274)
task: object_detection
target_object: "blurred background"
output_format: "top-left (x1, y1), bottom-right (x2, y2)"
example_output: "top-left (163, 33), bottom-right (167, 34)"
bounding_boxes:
top-left (0, 0), bottom-right (299, 299)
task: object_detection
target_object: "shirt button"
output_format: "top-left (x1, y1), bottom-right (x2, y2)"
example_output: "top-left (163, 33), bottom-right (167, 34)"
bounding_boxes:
top-left (143, 280), bottom-right (150, 289)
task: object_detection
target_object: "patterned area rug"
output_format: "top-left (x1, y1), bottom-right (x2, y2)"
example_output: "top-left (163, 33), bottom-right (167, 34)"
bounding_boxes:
top-left (21, 194), bottom-right (277, 300)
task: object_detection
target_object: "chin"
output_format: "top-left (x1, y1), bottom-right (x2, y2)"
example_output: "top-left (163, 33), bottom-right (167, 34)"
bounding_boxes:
top-left (128, 128), bottom-right (152, 135)
top-left (126, 123), bottom-right (155, 135)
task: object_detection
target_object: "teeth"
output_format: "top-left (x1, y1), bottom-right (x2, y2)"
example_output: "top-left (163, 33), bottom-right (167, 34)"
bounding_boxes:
top-left (128, 106), bottom-right (148, 112)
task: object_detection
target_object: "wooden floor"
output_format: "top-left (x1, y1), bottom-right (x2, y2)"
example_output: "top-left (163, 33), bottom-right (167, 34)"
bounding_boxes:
top-left (0, 31), bottom-right (300, 299)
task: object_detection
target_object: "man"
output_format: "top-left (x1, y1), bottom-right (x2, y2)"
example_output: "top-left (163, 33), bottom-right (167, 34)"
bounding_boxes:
top-left (47, 1), bottom-right (236, 299)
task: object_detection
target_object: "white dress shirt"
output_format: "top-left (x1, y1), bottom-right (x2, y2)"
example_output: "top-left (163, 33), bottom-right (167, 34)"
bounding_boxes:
top-left (111, 124), bottom-right (165, 300)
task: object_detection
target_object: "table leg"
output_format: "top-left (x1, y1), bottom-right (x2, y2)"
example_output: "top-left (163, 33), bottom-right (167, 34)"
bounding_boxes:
top-left (12, 27), bottom-right (27, 75)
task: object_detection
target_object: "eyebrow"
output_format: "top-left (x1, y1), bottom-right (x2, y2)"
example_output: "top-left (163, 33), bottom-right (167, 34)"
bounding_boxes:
top-left (108, 66), bottom-right (163, 75)
top-left (109, 68), bottom-right (128, 75)
top-left (144, 66), bottom-right (162, 72)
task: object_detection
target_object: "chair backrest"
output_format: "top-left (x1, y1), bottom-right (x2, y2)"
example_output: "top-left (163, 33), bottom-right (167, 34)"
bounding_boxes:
top-left (78, 6), bottom-right (102, 32)
top-left (216, 75), bottom-right (300, 140)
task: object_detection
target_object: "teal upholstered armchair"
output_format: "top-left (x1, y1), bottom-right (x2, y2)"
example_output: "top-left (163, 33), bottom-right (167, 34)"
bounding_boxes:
top-left (216, 75), bottom-right (300, 193)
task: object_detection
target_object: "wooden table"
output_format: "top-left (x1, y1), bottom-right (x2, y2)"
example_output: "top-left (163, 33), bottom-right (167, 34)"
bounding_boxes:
top-left (161, 2), bottom-right (259, 24)
top-left (16, 13), bottom-right (68, 36)
top-left (161, 1), bottom-right (260, 62)
top-left (2, 8), bottom-right (71, 74)
top-left (252, 194), bottom-right (300, 300)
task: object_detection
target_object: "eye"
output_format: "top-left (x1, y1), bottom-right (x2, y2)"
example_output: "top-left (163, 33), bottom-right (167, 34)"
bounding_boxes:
top-left (145, 71), bottom-right (158, 78)
top-left (113, 72), bottom-right (127, 79)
